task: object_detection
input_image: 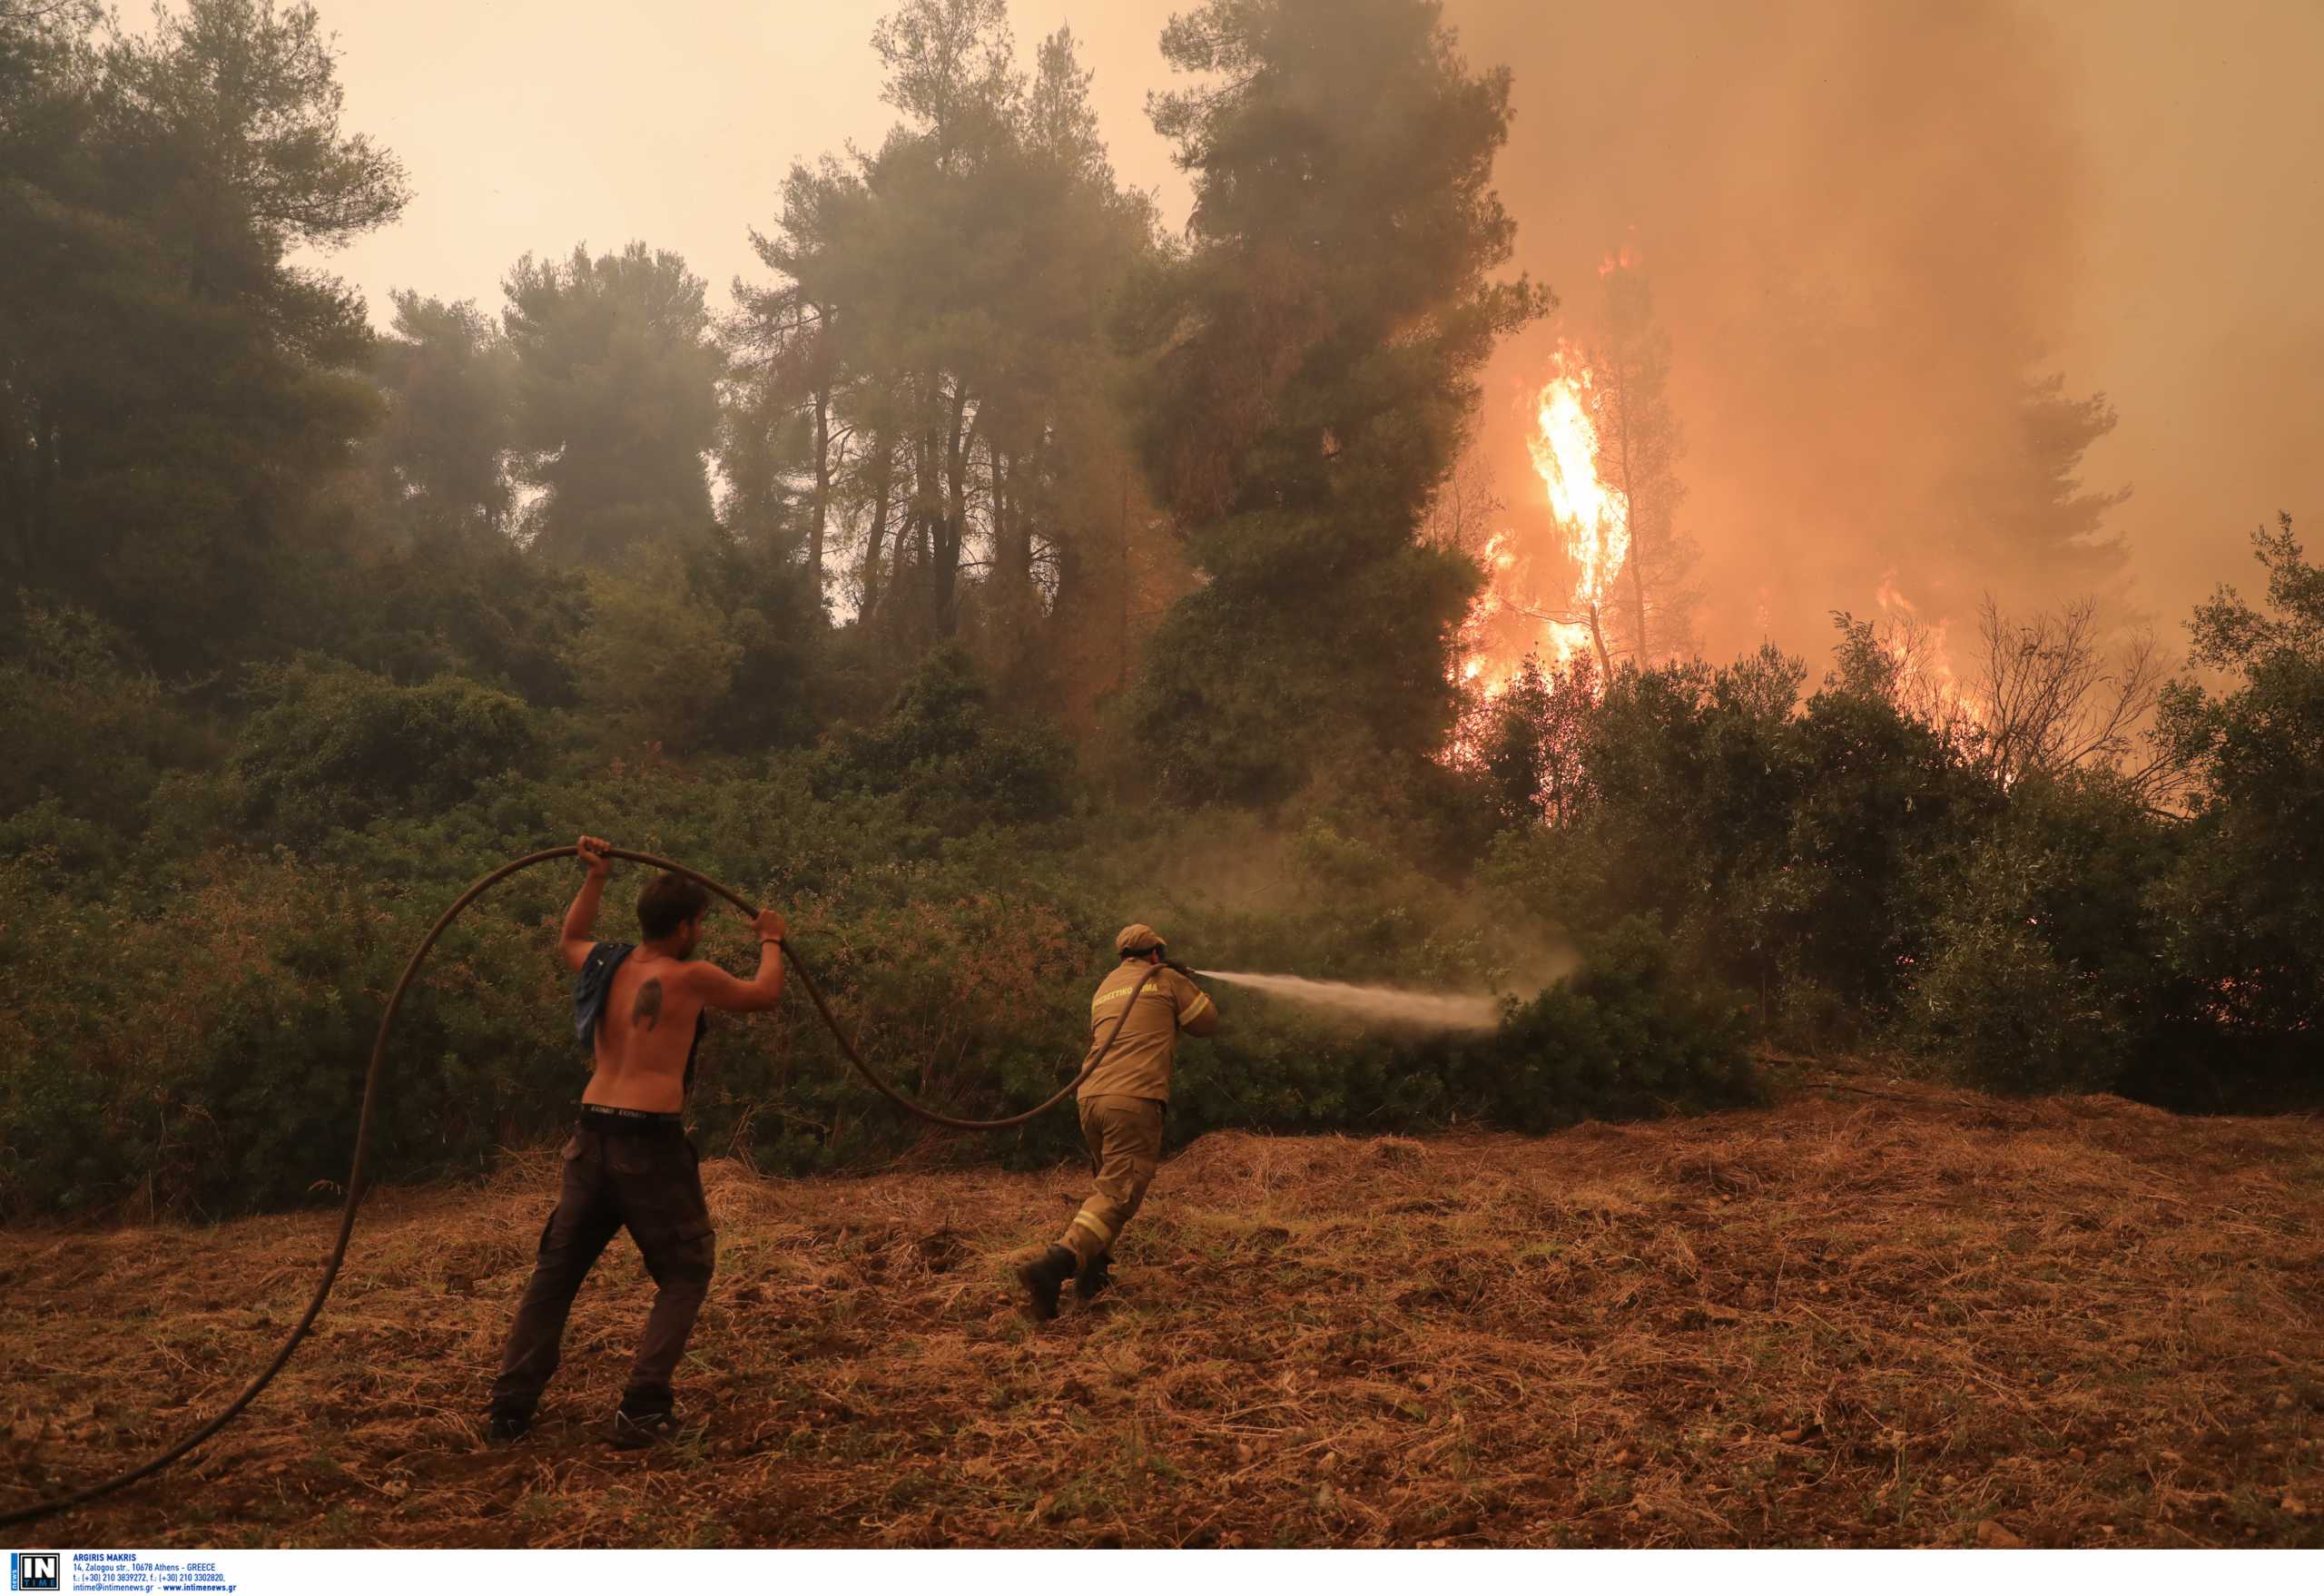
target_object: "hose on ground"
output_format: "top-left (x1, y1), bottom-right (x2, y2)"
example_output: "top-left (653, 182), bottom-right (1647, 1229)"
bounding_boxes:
top-left (0, 843), bottom-right (1151, 1527)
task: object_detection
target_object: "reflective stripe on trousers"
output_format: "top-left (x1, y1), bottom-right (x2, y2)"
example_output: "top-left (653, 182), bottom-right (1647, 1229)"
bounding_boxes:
top-left (1059, 1094), bottom-right (1165, 1267)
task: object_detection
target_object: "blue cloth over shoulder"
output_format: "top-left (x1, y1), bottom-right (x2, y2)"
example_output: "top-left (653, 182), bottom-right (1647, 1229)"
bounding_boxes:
top-left (572, 941), bottom-right (637, 1049)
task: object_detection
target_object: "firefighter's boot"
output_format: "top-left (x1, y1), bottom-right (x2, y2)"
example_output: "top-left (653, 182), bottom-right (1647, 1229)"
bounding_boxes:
top-left (1017, 1245), bottom-right (1076, 1322)
top-left (1075, 1250), bottom-right (1115, 1303)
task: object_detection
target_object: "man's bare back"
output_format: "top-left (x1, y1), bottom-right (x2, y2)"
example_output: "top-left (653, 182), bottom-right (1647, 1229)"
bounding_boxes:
top-left (560, 835), bottom-right (789, 1113)
top-left (584, 951), bottom-right (711, 1112)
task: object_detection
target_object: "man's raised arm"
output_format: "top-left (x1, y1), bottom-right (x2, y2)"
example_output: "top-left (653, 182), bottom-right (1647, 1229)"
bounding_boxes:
top-left (558, 833), bottom-right (614, 972)
top-left (679, 908), bottom-right (790, 1014)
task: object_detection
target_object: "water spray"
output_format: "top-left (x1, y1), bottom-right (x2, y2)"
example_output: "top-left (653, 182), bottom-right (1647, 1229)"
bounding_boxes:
top-left (1191, 969), bottom-right (1503, 1031)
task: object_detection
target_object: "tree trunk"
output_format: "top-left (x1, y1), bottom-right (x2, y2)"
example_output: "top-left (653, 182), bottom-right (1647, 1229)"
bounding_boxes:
top-left (1623, 488), bottom-right (1649, 666)
top-left (809, 379), bottom-right (831, 587)
top-left (1116, 460), bottom-right (1130, 693)
top-left (930, 386), bottom-right (971, 637)
top-left (910, 427), bottom-right (939, 635)
top-left (1, 387), bottom-right (56, 589)
top-left (1609, 356), bottom-right (1649, 666)
top-left (860, 438), bottom-right (893, 620)
top-left (993, 446), bottom-right (1038, 646)
top-left (0, 392), bottom-right (25, 586)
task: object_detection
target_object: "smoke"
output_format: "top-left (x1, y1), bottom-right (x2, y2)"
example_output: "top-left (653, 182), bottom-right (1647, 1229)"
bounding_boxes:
top-left (1440, 0), bottom-right (2323, 664)
top-left (1196, 970), bottom-right (1505, 1031)
top-left (298, 1), bottom-right (2321, 659)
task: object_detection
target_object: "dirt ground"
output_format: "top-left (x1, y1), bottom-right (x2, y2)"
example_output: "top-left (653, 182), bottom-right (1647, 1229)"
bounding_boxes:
top-left (5, 1069), bottom-right (2322, 1548)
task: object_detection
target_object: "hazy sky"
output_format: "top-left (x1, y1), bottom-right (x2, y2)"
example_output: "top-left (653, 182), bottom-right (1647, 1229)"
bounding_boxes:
top-left (301, 1), bottom-right (1189, 312)
top-left (298, 0), bottom-right (2322, 653)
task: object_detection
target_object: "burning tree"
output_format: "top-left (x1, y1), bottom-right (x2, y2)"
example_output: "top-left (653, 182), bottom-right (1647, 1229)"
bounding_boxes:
top-left (1525, 346), bottom-right (1632, 676)
top-left (1451, 350), bottom-right (1632, 696)
top-left (1586, 262), bottom-right (1699, 666)
top-left (1455, 261), bottom-right (1698, 700)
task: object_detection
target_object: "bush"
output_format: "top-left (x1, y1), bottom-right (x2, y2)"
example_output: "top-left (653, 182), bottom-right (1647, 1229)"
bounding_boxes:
top-left (676, 527), bottom-right (828, 754)
top-left (1163, 916), bottom-right (1756, 1142)
top-left (1905, 774), bottom-right (2180, 1095)
top-left (317, 524), bottom-right (588, 706)
top-left (2151, 517), bottom-right (2324, 1052)
top-left (0, 733), bottom-right (1759, 1217)
top-left (0, 796), bottom-right (126, 885)
top-left (812, 644), bottom-right (1076, 830)
top-left (230, 661), bottom-right (539, 842)
top-left (1478, 640), bottom-right (1994, 1041)
top-left (0, 594), bottom-right (210, 853)
top-left (1910, 840), bottom-right (2115, 1095)
top-left (562, 560), bottom-right (744, 754)
top-left (1461, 918), bottom-right (1757, 1128)
top-left (0, 852), bottom-right (576, 1217)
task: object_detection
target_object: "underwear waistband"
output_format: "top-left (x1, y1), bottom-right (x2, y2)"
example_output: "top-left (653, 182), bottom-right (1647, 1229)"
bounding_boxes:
top-left (577, 1103), bottom-right (684, 1132)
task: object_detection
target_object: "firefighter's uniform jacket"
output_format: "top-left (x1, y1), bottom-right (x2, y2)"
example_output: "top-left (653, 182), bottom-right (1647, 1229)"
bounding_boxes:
top-left (1057, 958), bottom-right (1217, 1266)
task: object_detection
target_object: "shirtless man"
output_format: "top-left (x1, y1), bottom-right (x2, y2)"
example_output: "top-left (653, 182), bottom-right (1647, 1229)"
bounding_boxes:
top-left (486, 834), bottom-right (787, 1447)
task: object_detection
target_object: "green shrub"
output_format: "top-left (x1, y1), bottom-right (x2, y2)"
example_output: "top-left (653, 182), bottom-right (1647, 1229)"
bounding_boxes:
top-left (231, 662), bottom-right (539, 842)
top-left (0, 797), bottom-right (123, 885)
top-left (318, 524), bottom-right (588, 707)
top-left (1166, 916), bottom-right (1756, 1142)
top-left (0, 742), bottom-right (1757, 1217)
top-left (0, 594), bottom-right (210, 852)
top-left (1904, 773), bottom-right (2180, 1095)
top-left (0, 852), bottom-right (579, 1217)
top-left (1910, 849), bottom-right (2120, 1095)
top-left (812, 644), bottom-right (1075, 829)
top-left (563, 559), bottom-right (744, 754)
top-left (2150, 518), bottom-right (2324, 1066)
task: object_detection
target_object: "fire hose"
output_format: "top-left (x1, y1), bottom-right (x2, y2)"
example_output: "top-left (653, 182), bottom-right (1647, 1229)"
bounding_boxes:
top-left (0, 843), bottom-right (1160, 1528)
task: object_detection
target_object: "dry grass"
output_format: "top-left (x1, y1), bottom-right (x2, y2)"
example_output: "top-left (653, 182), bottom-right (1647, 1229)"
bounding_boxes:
top-left (5, 1069), bottom-right (2322, 1548)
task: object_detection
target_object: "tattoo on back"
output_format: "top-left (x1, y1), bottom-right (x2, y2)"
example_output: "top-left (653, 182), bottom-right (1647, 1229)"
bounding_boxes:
top-left (631, 977), bottom-right (664, 1032)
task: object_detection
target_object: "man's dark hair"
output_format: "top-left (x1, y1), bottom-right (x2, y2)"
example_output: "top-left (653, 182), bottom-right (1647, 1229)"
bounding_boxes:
top-left (637, 872), bottom-right (711, 941)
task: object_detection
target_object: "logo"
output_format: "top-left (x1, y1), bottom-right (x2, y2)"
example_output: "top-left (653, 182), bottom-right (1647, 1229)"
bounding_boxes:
top-left (9, 1554), bottom-right (60, 1593)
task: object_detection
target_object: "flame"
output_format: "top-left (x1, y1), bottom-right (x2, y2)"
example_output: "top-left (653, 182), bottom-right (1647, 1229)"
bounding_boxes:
top-left (1528, 348), bottom-right (1631, 664)
top-left (1452, 343), bottom-right (1631, 705)
top-left (1871, 572), bottom-right (1990, 734)
top-left (1452, 529), bottom-right (1520, 697)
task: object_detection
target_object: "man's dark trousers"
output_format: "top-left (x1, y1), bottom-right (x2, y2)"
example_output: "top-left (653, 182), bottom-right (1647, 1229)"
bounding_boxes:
top-left (489, 1115), bottom-right (716, 1422)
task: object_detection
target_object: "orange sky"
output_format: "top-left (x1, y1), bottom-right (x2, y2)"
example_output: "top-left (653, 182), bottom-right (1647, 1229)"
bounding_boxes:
top-left (298, 0), bottom-right (2323, 652)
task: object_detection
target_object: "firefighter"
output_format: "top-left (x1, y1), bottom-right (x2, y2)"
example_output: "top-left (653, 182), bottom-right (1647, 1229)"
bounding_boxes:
top-left (1016, 923), bottom-right (1218, 1318)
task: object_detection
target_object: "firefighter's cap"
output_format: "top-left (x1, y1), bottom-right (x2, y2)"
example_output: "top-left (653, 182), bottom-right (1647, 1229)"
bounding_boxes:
top-left (1115, 923), bottom-right (1167, 957)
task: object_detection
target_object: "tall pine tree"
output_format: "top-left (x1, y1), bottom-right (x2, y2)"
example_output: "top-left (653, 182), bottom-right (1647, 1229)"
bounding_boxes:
top-left (0, 0), bottom-right (408, 671)
top-left (1122, 0), bottom-right (1549, 802)
top-left (502, 242), bottom-right (722, 568)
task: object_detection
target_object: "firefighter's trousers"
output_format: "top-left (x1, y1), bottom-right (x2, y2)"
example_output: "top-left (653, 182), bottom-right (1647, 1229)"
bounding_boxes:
top-left (1059, 1094), bottom-right (1165, 1266)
